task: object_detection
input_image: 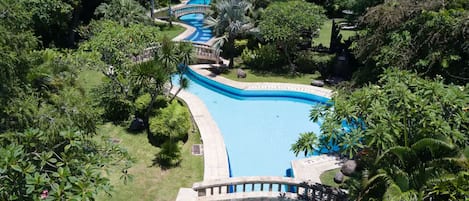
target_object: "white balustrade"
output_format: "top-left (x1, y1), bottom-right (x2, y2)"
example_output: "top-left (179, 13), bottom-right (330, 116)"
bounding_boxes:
top-left (192, 176), bottom-right (347, 201)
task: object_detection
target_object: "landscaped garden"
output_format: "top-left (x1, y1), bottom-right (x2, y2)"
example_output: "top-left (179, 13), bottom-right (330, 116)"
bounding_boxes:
top-left (1, 0), bottom-right (467, 200)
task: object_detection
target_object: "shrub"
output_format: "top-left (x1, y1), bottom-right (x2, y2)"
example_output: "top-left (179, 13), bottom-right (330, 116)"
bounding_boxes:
top-left (294, 51), bottom-right (335, 76)
top-left (134, 93), bottom-right (151, 117)
top-left (234, 39), bottom-right (248, 55)
top-left (155, 140), bottom-right (182, 168)
top-left (134, 94), bottom-right (168, 117)
top-left (149, 102), bottom-right (191, 142)
top-left (241, 44), bottom-right (286, 71)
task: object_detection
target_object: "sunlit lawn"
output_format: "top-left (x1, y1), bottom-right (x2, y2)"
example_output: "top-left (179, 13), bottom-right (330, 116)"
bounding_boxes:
top-left (95, 124), bottom-right (203, 201)
top-left (78, 24), bottom-right (201, 201)
top-left (221, 68), bottom-right (321, 85)
top-left (320, 168), bottom-right (347, 187)
top-left (313, 18), bottom-right (357, 48)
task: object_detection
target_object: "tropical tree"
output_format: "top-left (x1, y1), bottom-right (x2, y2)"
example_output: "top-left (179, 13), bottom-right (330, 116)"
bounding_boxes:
top-left (291, 132), bottom-right (318, 157)
top-left (95, 0), bottom-right (151, 27)
top-left (349, 138), bottom-right (468, 200)
top-left (294, 69), bottom-right (469, 200)
top-left (259, 1), bottom-right (326, 71)
top-left (352, 0), bottom-right (469, 84)
top-left (205, 0), bottom-right (254, 68)
top-left (133, 60), bottom-right (170, 134)
top-left (170, 41), bottom-right (195, 101)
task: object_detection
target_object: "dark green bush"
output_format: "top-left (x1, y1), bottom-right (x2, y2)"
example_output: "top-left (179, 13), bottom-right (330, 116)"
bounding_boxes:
top-left (155, 140), bottom-right (182, 168)
top-left (241, 44), bottom-right (286, 71)
top-left (294, 51), bottom-right (335, 76)
top-left (149, 101), bottom-right (191, 142)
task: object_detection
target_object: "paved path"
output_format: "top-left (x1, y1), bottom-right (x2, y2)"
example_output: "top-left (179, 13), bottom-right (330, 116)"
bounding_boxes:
top-left (291, 155), bottom-right (343, 183)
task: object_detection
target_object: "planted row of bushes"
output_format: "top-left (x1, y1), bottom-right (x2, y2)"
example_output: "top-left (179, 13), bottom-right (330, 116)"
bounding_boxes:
top-left (239, 41), bottom-right (335, 76)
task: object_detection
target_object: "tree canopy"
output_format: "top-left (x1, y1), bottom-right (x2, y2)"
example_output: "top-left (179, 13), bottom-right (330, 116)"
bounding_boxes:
top-left (294, 69), bottom-right (469, 200)
top-left (259, 0), bottom-right (326, 70)
top-left (352, 0), bottom-right (469, 84)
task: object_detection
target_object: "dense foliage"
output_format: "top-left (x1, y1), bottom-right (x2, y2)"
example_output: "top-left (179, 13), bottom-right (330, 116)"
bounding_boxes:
top-left (206, 0), bottom-right (254, 68)
top-left (259, 1), bottom-right (327, 71)
top-left (294, 69), bottom-right (469, 200)
top-left (150, 102), bottom-right (191, 142)
top-left (353, 0), bottom-right (469, 84)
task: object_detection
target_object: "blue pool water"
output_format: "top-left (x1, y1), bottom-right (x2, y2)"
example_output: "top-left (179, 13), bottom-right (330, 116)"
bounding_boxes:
top-left (182, 69), bottom-right (327, 177)
top-left (178, 0), bottom-right (329, 177)
top-left (179, 0), bottom-right (212, 43)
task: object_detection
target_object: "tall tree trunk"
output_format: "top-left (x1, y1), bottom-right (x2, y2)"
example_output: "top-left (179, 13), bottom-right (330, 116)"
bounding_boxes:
top-left (68, 3), bottom-right (82, 48)
top-left (228, 37), bottom-right (235, 68)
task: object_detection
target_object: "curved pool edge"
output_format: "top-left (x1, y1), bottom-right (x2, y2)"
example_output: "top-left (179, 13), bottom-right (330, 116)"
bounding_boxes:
top-left (188, 65), bottom-right (334, 100)
top-left (170, 87), bottom-right (231, 180)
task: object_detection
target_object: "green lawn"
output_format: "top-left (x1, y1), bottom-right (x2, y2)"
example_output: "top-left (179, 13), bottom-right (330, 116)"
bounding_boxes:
top-left (95, 124), bottom-right (203, 201)
top-left (157, 24), bottom-right (185, 39)
top-left (313, 19), bottom-right (357, 48)
top-left (320, 168), bottom-right (347, 187)
top-left (78, 69), bottom-right (104, 93)
top-left (221, 69), bottom-right (321, 85)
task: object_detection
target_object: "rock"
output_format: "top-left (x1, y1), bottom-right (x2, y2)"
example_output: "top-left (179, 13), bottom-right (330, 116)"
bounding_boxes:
top-left (334, 172), bottom-right (344, 184)
top-left (341, 160), bottom-right (357, 176)
top-left (129, 118), bottom-right (145, 132)
top-left (311, 80), bottom-right (325, 87)
top-left (237, 68), bottom-right (247, 78)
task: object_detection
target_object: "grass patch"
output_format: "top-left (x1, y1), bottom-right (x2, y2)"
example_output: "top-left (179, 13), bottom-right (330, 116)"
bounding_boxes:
top-left (95, 123), bottom-right (203, 201)
top-left (313, 19), bottom-right (357, 48)
top-left (157, 24), bottom-right (185, 39)
top-left (320, 168), bottom-right (347, 187)
top-left (221, 68), bottom-right (321, 85)
top-left (78, 69), bottom-right (104, 94)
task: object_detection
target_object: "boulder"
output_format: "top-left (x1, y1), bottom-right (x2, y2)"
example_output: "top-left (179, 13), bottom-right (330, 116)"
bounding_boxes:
top-left (129, 118), bottom-right (145, 132)
top-left (237, 68), bottom-right (247, 78)
top-left (311, 80), bottom-right (325, 87)
top-left (334, 172), bottom-right (344, 184)
top-left (341, 160), bottom-right (357, 176)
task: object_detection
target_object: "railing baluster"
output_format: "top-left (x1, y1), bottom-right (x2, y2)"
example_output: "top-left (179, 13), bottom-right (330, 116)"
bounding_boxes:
top-left (260, 183), bottom-right (264, 191)
top-left (243, 183), bottom-right (246, 192)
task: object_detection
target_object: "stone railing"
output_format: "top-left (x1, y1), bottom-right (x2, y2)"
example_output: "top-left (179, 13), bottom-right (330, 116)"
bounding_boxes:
top-left (153, 4), bottom-right (211, 19)
top-left (131, 46), bottom-right (160, 63)
top-left (131, 43), bottom-right (221, 64)
top-left (192, 176), bottom-right (347, 201)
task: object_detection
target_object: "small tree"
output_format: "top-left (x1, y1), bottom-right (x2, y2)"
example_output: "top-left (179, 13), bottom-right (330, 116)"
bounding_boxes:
top-left (205, 0), bottom-right (254, 68)
top-left (259, 1), bottom-right (326, 71)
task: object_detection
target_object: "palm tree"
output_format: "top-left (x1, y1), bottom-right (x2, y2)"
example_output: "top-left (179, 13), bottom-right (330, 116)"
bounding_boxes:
top-left (133, 60), bottom-right (169, 134)
top-left (353, 138), bottom-right (468, 200)
top-left (155, 35), bottom-right (178, 96)
top-left (170, 41), bottom-right (194, 102)
top-left (205, 0), bottom-right (253, 68)
top-left (95, 0), bottom-right (150, 27)
top-left (291, 132), bottom-right (318, 157)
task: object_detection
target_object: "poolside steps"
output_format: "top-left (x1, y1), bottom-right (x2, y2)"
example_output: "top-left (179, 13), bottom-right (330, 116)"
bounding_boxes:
top-left (291, 155), bottom-right (343, 183)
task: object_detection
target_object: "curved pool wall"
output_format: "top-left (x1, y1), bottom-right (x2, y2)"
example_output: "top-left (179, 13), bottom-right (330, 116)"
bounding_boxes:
top-left (179, 0), bottom-right (212, 43)
top-left (186, 68), bottom-right (330, 104)
top-left (180, 68), bottom-right (329, 177)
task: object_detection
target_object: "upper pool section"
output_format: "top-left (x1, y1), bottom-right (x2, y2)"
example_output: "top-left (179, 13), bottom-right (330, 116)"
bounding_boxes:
top-left (179, 0), bottom-right (212, 43)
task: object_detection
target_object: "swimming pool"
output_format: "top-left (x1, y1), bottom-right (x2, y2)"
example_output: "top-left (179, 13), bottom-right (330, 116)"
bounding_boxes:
top-left (179, 0), bottom-right (212, 42)
top-left (181, 68), bottom-right (327, 177)
top-left (178, 0), bottom-right (328, 177)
